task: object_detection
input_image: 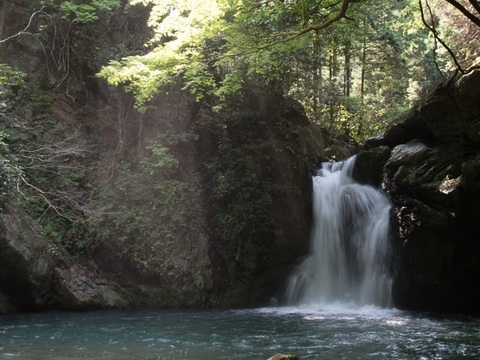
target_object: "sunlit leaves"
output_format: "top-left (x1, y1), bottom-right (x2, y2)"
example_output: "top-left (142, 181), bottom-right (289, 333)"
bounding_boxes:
top-left (96, 0), bottom-right (474, 143)
top-left (131, 0), bottom-right (227, 45)
top-left (99, 50), bottom-right (184, 105)
top-left (98, 0), bottom-right (362, 106)
top-left (99, 0), bottom-right (229, 105)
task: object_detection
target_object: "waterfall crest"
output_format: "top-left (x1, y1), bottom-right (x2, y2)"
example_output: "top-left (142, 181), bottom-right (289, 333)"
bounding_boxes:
top-left (285, 156), bottom-right (392, 309)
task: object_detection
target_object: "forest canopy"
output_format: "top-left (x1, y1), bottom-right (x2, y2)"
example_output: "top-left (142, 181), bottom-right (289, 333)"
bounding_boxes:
top-left (1, 0), bottom-right (478, 141)
top-left (0, 0), bottom-right (479, 245)
top-left (95, 0), bottom-right (480, 141)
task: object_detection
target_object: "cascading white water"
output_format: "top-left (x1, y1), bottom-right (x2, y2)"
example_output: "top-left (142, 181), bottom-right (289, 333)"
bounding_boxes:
top-left (285, 156), bottom-right (392, 309)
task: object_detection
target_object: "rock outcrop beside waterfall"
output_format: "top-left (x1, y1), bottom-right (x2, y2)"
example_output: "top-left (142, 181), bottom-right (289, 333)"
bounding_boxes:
top-left (0, 208), bottom-right (127, 313)
top-left (353, 70), bottom-right (480, 313)
top-left (0, 88), bottom-right (329, 312)
top-left (0, 2), bottom-right (330, 311)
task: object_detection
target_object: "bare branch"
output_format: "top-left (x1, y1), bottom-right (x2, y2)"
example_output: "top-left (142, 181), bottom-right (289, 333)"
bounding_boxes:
top-left (292, 0), bottom-right (352, 35)
top-left (467, 0), bottom-right (480, 15)
top-left (17, 174), bottom-right (76, 222)
top-left (419, 0), bottom-right (480, 75)
top-left (0, 6), bottom-right (46, 44)
top-left (443, 0), bottom-right (480, 27)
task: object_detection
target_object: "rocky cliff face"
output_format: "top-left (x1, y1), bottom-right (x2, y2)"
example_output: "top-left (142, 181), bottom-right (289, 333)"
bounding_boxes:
top-left (353, 70), bottom-right (480, 313)
top-left (6, 1), bottom-right (478, 314)
top-left (0, 2), bottom-right (329, 310)
top-left (0, 88), bottom-right (328, 311)
top-left (198, 91), bottom-right (330, 307)
top-left (0, 209), bottom-right (127, 313)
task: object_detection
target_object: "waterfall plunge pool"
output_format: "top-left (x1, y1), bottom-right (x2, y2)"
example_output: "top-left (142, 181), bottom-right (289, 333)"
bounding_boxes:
top-left (3, 158), bottom-right (478, 359)
top-left (1, 308), bottom-right (480, 359)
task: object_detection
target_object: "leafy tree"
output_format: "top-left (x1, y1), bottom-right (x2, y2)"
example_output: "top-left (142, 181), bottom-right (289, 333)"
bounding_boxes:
top-left (97, 0), bottom-right (462, 143)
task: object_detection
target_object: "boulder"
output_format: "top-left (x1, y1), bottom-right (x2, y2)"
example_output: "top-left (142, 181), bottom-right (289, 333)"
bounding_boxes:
top-left (0, 291), bottom-right (16, 313)
top-left (385, 142), bottom-right (480, 313)
top-left (352, 145), bottom-right (391, 187)
top-left (53, 264), bottom-right (128, 310)
top-left (0, 210), bottom-right (58, 310)
top-left (383, 70), bottom-right (480, 148)
top-left (0, 209), bottom-right (126, 311)
top-left (267, 354), bottom-right (300, 360)
top-left (357, 70), bottom-right (480, 313)
top-left (197, 91), bottom-right (329, 307)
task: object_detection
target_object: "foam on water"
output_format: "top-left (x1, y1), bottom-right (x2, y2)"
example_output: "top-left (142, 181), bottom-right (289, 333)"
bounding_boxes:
top-left (2, 309), bottom-right (479, 359)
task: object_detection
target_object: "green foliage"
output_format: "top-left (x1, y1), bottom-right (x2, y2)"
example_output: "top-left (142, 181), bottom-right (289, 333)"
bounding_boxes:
top-left (98, 54), bottom-right (183, 106)
top-left (0, 65), bottom-right (26, 93)
top-left (92, 0), bottom-right (121, 11)
top-left (40, 0), bottom-right (121, 23)
top-left (97, 0), bottom-right (470, 145)
top-left (12, 121), bottom-right (90, 250)
top-left (0, 130), bottom-right (21, 209)
top-left (0, 65), bottom-right (25, 209)
top-left (60, 2), bottom-right (98, 23)
top-left (88, 140), bottom-right (203, 276)
top-left (99, 0), bottom-right (227, 104)
top-left (0, 62), bottom-right (90, 250)
top-left (0, 64), bottom-right (27, 116)
top-left (183, 64), bottom-right (217, 102)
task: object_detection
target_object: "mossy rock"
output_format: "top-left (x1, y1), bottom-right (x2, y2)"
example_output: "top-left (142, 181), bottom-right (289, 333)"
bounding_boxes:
top-left (267, 354), bottom-right (300, 360)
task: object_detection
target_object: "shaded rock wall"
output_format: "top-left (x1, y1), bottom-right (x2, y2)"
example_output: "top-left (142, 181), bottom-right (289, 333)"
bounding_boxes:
top-left (0, 3), bottom-right (329, 310)
top-left (194, 90), bottom-right (329, 307)
top-left (0, 209), bottom-right (127, 313)
top-left (354, 70), bottom-right (480, 313)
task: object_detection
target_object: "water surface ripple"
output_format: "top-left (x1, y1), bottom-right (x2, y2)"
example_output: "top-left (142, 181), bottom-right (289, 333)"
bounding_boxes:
top-left (1, 308), bottom-right (479, 359)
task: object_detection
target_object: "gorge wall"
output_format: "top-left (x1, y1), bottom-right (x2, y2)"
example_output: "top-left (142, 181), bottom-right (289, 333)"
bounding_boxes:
top-left (2, 1), bottom-right (480, 314)
top-left (353, 69), bottom-right (480, 313)
top-left (0, 0), bottom-right (334, 311)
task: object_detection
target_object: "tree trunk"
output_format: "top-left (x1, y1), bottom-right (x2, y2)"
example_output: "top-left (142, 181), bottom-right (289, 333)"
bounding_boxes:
top-left (343, 41), bottom-right (351, 99)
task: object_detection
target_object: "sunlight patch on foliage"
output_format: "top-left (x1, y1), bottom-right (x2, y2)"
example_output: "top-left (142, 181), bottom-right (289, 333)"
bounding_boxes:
top-left (132, 0), bottom-right (227, 45)
top-left (99, 0), bottom-right (229, 105)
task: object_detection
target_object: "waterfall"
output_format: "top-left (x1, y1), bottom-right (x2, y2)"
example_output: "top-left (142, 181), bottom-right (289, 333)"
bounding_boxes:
top-left (285, 156), bottom-right (392, 309)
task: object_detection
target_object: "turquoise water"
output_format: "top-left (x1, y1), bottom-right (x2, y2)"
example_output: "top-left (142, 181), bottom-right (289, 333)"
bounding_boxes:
top-left (1, 307), bottom-right (479, 359)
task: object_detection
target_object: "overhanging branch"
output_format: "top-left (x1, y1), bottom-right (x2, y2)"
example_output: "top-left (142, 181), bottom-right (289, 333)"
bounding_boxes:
top-left (443, 0), bottom-right (480, 27)
top-left (228, 0), bottom-right (354, 56)
top-left (0, 6), bottom-right (46, 44)
top-left (419, 0), bottom-right (480, 75)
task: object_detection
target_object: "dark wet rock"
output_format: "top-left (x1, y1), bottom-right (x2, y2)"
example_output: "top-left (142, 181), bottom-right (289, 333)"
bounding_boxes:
top-left (352, 146), bottom-right (391, 187)
top-left (357, 70), bottom-right (480, 313)
top-left (0, 210), bottom-right (58, 310)
top-left (0, 209), bottom-right (126, 311)
top-left (364, 133), bottom-right (387, 150)
top-left (0, 291), bottom-right (16, 313)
